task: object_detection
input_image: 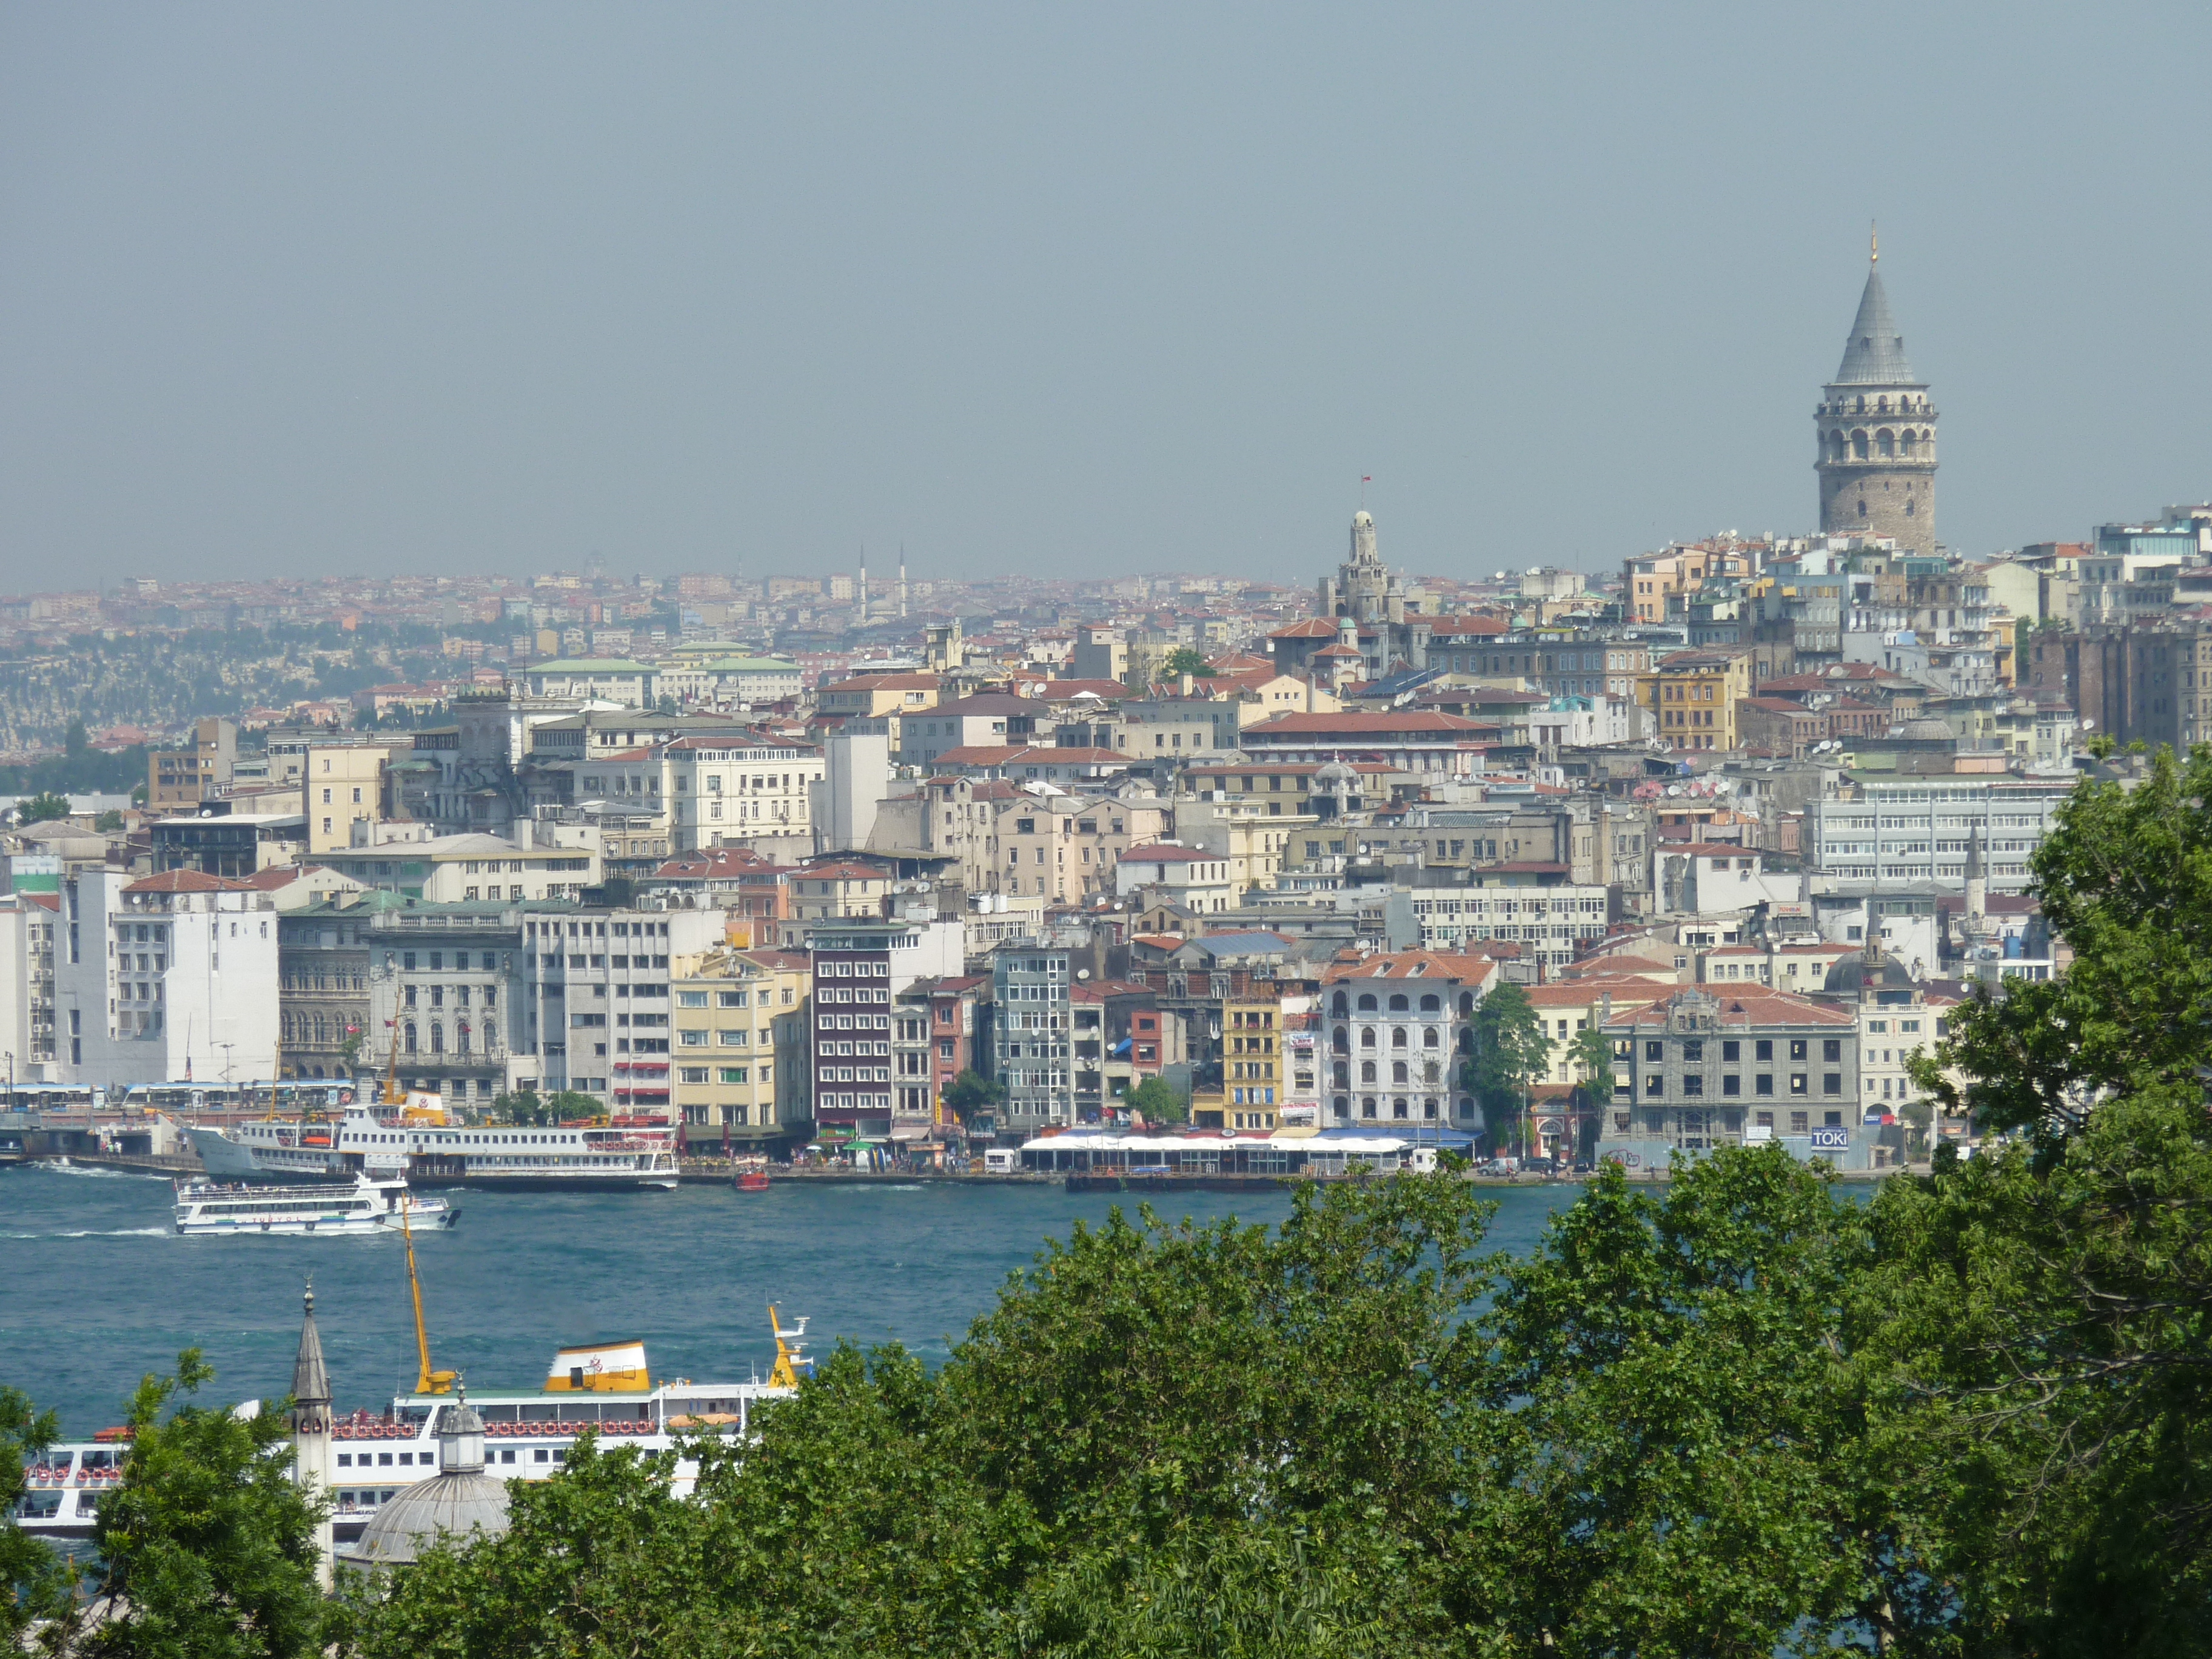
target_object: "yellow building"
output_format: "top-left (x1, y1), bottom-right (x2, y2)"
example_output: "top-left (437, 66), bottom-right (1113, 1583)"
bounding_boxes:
top-left (304, 743), bottom-right (392, 854)
top-left (1640, 649), bottom-right (1754, 751)
top-left (1193, 993), bottom-right (1283, 1130)
top-left (671, 943), bottom-right (813, 1151)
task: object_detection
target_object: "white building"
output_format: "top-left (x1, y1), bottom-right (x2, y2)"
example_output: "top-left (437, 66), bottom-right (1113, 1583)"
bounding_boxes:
top-left (1405, 876), bottom-right (1610, 971)
top-left (1806, 777), bottom-right (2076, 891)
top-left (1112, 845), bottom-right (1237, 913)
top-left (661, 735), bottom-right (823, 856)
top-left (58, 870), bottom-right (280, 1087)
top-left (0, 892), bottom-right (59, 1082)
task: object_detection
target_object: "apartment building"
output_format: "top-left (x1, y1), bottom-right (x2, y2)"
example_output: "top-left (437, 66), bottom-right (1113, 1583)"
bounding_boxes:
top-left (671, 946), bottom-right (811, 1152)
top-left (1639, 650), bottom-right (1753, 751)
top-left (57, 869), bottom-right (279, 1087)
top-left (993, 793), bottom-right (1168, 903)
top-left (808, 919), bottom-right (965, 1142)
top-left (515, 906), bottom-right (728, 1110)
top-left (992, 941), bottom-right (1074, 1135)
top-left (1191, 991), bottom-right (1283, 1131)
top-left (1319, 950), bottom-right (1500, 1129)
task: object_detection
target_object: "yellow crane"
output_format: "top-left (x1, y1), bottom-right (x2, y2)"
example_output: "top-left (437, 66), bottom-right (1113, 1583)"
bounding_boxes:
top-left (400, 1199), bottom-right (455, 1395)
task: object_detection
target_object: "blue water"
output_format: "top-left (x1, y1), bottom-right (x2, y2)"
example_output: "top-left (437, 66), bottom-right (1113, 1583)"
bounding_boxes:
top-left (0, 1164), bottom-right (1581, 1433)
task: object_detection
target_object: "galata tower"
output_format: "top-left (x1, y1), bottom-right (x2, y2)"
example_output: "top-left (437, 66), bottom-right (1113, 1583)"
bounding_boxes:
top-left (1815, 233), bottom-right (1937, 556)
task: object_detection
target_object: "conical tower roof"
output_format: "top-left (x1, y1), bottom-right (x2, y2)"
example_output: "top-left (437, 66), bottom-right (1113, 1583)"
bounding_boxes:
top-left (292, 1281), bottom-right (330, 1407)
top-left (1831, 266), bottom-right (1920, 387)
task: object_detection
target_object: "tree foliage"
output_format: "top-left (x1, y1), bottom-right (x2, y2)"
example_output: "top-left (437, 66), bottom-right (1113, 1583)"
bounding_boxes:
top-left (1160, 646), bottom-right (1216, 679)
top-left (1122, 1074), bottom-right (1187, 1125)
top-left (1, 1387), bottom-right (76, 1651)
top-left (15, 792), bottom-right (73, 825)
top-left (45, 765), bottom-right (2212, 1654)
top-left (85, 1352), bottom-right (333, 1659)
top-left (942, 1068), bottom-right (1007, 1125)
top-left (1464, 980), bottom-right (1549, 1151)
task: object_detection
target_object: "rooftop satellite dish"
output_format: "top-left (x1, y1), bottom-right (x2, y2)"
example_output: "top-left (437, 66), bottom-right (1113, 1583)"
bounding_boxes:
top-left (1076, 968), bottom-right (1091, 980)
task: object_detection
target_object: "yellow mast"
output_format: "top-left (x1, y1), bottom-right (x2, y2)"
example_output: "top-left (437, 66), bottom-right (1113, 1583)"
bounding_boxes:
top-left (401, 1199), bottom-right (455, 1394)
top-left (767, 1303), bottom-right (810, 1389)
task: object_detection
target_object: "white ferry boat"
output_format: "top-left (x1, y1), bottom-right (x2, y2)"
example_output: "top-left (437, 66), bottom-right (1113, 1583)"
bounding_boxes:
top-left (13, 1241), bottom-right (813, 1547)
top-left (172, 1172), bottom-right (457, 1236)
top-left (189, 1096), bottom-right (680, 1191)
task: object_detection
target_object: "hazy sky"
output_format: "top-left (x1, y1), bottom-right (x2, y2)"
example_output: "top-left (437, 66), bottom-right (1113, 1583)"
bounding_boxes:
top-left (3, 5), bottom-right (2209, 592)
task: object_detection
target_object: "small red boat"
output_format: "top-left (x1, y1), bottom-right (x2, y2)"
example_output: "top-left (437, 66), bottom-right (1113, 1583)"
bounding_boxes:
top-left (734, 1171), bottom-right (770, 1192)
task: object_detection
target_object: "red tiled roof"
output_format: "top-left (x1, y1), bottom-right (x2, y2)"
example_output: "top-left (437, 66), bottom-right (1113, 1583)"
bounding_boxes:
top-left (1320, 950), bottom-right (1500, 985)
top-left (125, 870), bottom-right (250, 894)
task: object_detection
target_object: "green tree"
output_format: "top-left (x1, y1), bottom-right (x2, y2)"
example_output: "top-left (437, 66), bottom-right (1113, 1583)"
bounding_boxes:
top-left (1160, 646), bottom-right (1215, 679)
top-left (86, 1352), bottom-right (333, 1659)
top-left (16, 792), bottom-right (72, 825)
top-left (95, 809), bottom-right (125, 833)
top-left (1464, 980), bottom-right (1549, 1156)
top-left (1879, 739), bottom-right (2212, 1648)
top-left (1914, 743), bottom-right (2212, 1146)
top-left (1122, 1074), bottom-right (1187, 1125)
top-left (1, 1387), bottom-right (76, 1652)
top-left (941, 1068), bottom-right (1007, 1127)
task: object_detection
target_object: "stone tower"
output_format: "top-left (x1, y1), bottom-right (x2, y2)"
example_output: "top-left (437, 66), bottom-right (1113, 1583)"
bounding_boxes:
top-left (290, 1281), bottom-right (335, 1589)
top-left (1815, 236), bottom-right (1937, 556)
top-left (1316, 510), bottom-right (1405, 626)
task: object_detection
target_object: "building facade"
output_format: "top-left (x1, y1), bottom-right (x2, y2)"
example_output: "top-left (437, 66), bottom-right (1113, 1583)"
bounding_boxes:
top-left (991, 942), bottom-right (1074, 1135)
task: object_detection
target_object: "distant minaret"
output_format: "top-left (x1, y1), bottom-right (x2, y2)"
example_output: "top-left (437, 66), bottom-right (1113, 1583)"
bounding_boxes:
top-left (859, 551), bottom-right (868, 615)
top-left (1965, 823), bottom-right (1986, 927)
top-left (898, 549), bottom-right (908, 618)
top-left (290, 1281), bottom-right (335, 1589)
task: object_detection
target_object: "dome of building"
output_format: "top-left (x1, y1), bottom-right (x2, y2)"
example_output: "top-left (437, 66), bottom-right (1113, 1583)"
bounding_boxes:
top-left (1893, 717), bottom-right (1954, 743)
top-left (1313, 760), bottom-right (1359, 791)
top-left (1825, 940), bottom-right (1919, 996)
top-left (338, 1395), bottom-right (509, 1572)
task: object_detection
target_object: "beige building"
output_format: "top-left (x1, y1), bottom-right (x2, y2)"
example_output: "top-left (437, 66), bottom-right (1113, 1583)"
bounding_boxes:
top-left (671, 945), bottom-right (813, 1152)
top-left (304, 743), bottom-right (394, 854)
top-left (1172, 798), bottom-right (1316, 897)
top-left (147, 717), bottom-right (237, 815)
top-left (992, 794), bottom-right (1170, 903)
top-left (306, 828), bottom-right (601, 903)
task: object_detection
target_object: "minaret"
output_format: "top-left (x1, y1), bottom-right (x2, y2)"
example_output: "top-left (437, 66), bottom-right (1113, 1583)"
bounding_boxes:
top-left (1965, 823), bottom-right (1986, 928)
top-left (898, 549), bottom-right (908, 619)
top-left (858, 552), bottom-right (868, 616)
top-left (290, 1281), bottom-right (335, 1589)
top-left (1815, 228), bottom-right (1938, 557)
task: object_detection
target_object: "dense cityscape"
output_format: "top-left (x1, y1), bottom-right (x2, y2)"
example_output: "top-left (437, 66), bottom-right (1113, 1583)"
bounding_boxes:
top-left (0, 253), bottom-right (2197, 1176)
top-left (5, 35), bottom-right (2210, 1635)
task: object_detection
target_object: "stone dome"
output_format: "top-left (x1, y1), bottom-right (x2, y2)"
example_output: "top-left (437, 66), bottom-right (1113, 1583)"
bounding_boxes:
top-left (1824, 943), bottom-right (1919, 996)
top-left (337, 1396), bottom-right (509, 1572)
top-left (1313, 760), bottom-right (1360, 791)
top-left (1893, 717), bottom-right (1954, 743)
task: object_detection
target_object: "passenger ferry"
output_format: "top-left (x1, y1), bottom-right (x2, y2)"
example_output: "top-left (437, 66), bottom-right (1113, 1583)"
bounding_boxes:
top-left (189, 1096), bottom-right (680, 1191)
top-left (172, 1171), bottom-right (457, 1236)
top-left (12, 1207), bottom-right (814, 1548)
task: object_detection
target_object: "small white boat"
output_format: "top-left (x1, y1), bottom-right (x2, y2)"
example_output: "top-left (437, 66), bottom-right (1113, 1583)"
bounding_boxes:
top-left (172, 1172), bottom-right (458, 1236)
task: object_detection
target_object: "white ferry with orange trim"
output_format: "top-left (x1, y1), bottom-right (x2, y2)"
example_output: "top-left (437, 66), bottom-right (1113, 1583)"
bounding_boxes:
top-left (189, 1095), bottom-right (679, 1190)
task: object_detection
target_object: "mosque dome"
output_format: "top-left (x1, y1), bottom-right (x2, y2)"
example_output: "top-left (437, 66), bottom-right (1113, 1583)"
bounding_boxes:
top-left (1825, 941), bottom-right (1919, 996)
top-left (1893, 717), bottom-right (1954, 743)
top-left (338, 1395), bottom-right (510, 1572)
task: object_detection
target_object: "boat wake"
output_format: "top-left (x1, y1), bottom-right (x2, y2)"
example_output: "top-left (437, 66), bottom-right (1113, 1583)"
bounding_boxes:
top-left (7, 1225), bottom-right (173, 1239)
top-left (38, 1161), bottom-right (171, 1182)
